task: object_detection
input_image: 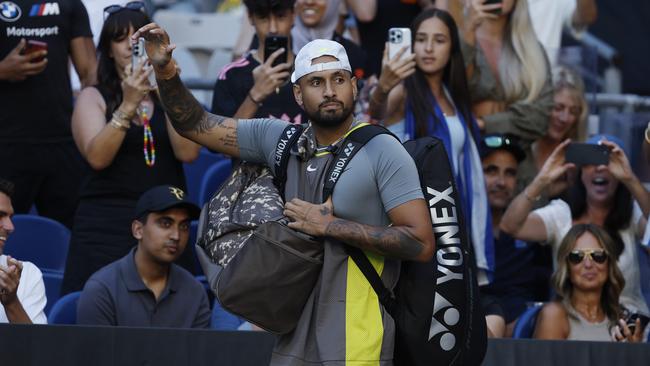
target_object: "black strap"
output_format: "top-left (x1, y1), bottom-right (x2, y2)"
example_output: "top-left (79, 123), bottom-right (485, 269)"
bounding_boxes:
top-left (273, 124), bottom-right (304, 199)
top-left (321, 124), bottom-right (393, 202)
top-left (322, 124), bottom-right (398, 312)
top-left (345, 245), bottom-right (396, 314)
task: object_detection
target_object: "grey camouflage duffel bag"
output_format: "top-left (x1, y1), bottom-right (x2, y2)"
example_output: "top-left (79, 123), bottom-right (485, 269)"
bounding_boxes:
top-left (194, 124), bottom-right (324, 334)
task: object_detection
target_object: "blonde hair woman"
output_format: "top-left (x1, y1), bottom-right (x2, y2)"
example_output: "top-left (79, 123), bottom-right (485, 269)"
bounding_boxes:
top-left (461, 0), bottom-right (553, 153)
top-left (518, 66), bottom-right (589, 196)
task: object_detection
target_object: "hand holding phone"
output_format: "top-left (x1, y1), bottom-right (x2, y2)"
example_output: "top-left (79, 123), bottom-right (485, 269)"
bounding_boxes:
top-left (21, 40), bottom-right (48, 63)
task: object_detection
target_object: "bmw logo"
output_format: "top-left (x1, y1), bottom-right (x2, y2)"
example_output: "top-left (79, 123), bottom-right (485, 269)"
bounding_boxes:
top-left (0, 1), bottom-right (21, 22)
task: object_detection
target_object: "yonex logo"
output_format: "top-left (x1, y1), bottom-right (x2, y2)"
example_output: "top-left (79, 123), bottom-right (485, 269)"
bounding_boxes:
top-left (427, 183), bottom-right (464, 352)
top-left (29, 2), bottom-right (59, 16)
top-left (343, 142), bottom-right (354, 156)
top-left (0, 1), bottom-right (21, 22)
top-left (428, 293), bottom-right (460, 350)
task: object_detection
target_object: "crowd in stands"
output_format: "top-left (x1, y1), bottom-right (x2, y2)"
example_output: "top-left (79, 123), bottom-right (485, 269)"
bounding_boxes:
top-left (2, 0), bottom-right (650, 350)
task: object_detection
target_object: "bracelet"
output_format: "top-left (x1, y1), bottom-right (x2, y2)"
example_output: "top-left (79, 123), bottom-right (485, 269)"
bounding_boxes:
top-left (109, 118), bottom-right (129, 131)
top-left (247, 92), bottom-right (263, 107)
top-left (645, 123), bottom-right (650, 144)
top-left (113, 108), bottom-right (135, 122)
top-left (524, 187), bottom-right (542, 203)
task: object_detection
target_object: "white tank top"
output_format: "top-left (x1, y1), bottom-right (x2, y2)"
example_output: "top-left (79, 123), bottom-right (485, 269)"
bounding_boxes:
top-left (446, 114), bottom-right (465, 176)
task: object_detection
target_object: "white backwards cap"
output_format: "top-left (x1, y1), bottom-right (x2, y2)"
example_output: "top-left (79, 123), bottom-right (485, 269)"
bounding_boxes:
top-left (290, 39), bottom-right (352, 83)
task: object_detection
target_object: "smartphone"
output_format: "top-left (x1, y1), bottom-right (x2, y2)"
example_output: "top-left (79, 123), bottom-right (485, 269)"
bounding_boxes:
top-left (565, 143), bottom-right (610, 166)
top-left (625, 312), bottom-right (650, 335)
top-left (484, 0), bottom-right (503, 15)
top-left (388, 28), bottom-right (412, 61)
top-left (131, 37), bottom-right (146, 71)
top-left (21, 40), bottom-right (47, 62)
top-left (131, 37), bottom-right (156, 87)
top-left (264, 35), bottom-right (288, 67)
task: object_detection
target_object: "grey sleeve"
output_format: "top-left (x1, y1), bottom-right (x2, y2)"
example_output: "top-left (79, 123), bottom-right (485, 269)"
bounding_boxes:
top-left (236, 118), bottom-right (291, 167)
top-left (366, 135), bottom-right (424, 211)
top-left (76, 279), bottom-right (116, 326)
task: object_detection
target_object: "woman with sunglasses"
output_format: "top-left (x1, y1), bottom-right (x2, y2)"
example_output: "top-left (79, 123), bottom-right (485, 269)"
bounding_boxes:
top-left (61, 4), bottom-right (200, 294)
top-left (500, 136), bottom-right (650, 315)
top-left (368, 8), bottom-right (494, 291)
top-left (534, 224), bottom-right (644, 342)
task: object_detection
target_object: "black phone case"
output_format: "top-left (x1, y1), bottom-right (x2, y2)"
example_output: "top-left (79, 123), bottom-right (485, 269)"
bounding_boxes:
top-left (264, 36), bottom-right (288, 67)
top-left (565, 143), bottom-right (610, 166)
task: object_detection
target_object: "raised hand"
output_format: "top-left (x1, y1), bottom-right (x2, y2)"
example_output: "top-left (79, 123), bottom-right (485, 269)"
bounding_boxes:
top-left (131, 23), bottom-right (176, 70)
top-left (599, 139), bottom-right (634, 183)
top-left (121, 61), bottom-right (154, 113)
top-left (0, 39), bottom-right (48, 82)
top-left (464, 0), bottom-right (501, 32)
top-left (250, 47), bottom-right (292, 102)
top-left (377, 44), bottom-right (416, 94)
top-left (0, 256), bottom-right (22, 305)
top-left (535, 139), bottom-right (576, 187)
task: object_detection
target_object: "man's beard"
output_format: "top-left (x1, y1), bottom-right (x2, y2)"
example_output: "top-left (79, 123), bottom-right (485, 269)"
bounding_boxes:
top-left (305, 99), bottom-right (354, 129)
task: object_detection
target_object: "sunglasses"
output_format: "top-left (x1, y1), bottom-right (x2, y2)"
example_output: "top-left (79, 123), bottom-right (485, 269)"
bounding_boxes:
top-left (103, 1), bottom-right (145, 20)
top-left (483, 135), bottom-right (517, 149)
top-left (567, 249), bottom-right (608, 265)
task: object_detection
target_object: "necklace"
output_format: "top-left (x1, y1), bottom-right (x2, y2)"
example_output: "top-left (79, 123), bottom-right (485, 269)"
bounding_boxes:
top-left (139, 105), bottom-right (156, 167)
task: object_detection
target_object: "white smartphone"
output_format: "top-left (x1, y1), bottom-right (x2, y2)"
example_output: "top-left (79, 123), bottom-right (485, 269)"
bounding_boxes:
top-left (388, 27), bottom-right (412, 60)
top-left (131, 37), bottom-right (156, 87)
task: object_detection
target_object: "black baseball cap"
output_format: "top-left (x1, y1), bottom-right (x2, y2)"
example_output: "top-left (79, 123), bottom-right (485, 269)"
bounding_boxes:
top-left (479, 134), bottom-right (526, 163)
top-left (134, 185), bottom-right (200, 220)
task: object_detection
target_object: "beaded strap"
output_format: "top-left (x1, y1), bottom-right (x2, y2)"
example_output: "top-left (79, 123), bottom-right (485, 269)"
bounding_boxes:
top-left (140, 106), bottom-right (156, 167)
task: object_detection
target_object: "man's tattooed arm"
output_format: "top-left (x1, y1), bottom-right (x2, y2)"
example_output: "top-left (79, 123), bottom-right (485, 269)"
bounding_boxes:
top-left (156, 73), bottom-right (240, 157)
top-left (326, 219), bottom-right (429, 261)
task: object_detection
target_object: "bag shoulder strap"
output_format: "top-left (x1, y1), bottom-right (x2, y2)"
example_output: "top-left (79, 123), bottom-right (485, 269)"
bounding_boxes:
top-left (322, 123), bottom-right (395, 202)
top-left (345, 245), bottom-right (396, 313)
top-left (322, 123), bottom-right (398, 312)
top-left (272, 124), bottom-right (304, 198)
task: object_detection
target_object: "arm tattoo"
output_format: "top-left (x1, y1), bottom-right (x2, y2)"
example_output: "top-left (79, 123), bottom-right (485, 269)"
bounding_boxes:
top-left (325, 219), bottom-right (424, 260)
top-left (157, 74), bottom-right (229, 134)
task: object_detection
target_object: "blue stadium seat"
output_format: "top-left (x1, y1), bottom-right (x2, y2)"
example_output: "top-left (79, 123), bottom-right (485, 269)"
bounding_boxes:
top-left (48, 291), bottom-right (81, 325)
top-left (183, 149), bottom-right (224, 205)
top-left (211, 299), bottom-right (245, 330)
top-left (513, 304), bottom-right (544, 339)
top-left (198, 159), bottom-right (232, 206)
top-left (4, 215), bottom-right (70, 273)
top-left (42, 271), bottom-right (63, 316)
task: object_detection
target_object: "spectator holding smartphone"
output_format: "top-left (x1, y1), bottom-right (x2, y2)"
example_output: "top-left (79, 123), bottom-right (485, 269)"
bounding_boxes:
top-left (500, 135), bottom-right (650, 315)
top-left (61, 4), bottom-right (200, 295)
top-left (0, 0), bottom-right (97, 229)
top-left (211, 0), bottom-right (305, 124)
top-left (534, 224), bottom-right (645, 342)
top-left (368, 8), bottom-right (495, 288)
top-left (517, 66), bottom-right (588, 197)
top-left (461, 0), bottom-right (553, 155)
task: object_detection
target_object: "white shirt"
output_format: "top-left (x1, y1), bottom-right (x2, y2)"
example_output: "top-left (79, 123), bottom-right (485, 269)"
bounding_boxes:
top-left (0, 255), bottom-right (47, 324)
top-left (528, 0), bottom-right (581, 66)
top-left (533, 199), bottom-right (649, 313)
top-left (446, 114), bottom-right (465, 176)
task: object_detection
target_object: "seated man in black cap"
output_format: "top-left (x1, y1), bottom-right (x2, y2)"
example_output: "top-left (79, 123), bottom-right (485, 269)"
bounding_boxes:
top-left (77, 185), bottom-right (210, 328)
top-left (478, 134), bottom-right (552, 337)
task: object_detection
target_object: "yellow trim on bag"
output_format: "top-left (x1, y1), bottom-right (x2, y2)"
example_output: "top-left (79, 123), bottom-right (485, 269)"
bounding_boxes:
top-left (314, 123), bottom-right (371, 157)
top-left (345, 251), bottom-right (384, 365)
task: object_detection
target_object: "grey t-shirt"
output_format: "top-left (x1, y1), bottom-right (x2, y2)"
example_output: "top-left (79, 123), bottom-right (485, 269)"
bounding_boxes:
top-left (237, 118), bottom-right (423, 365)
